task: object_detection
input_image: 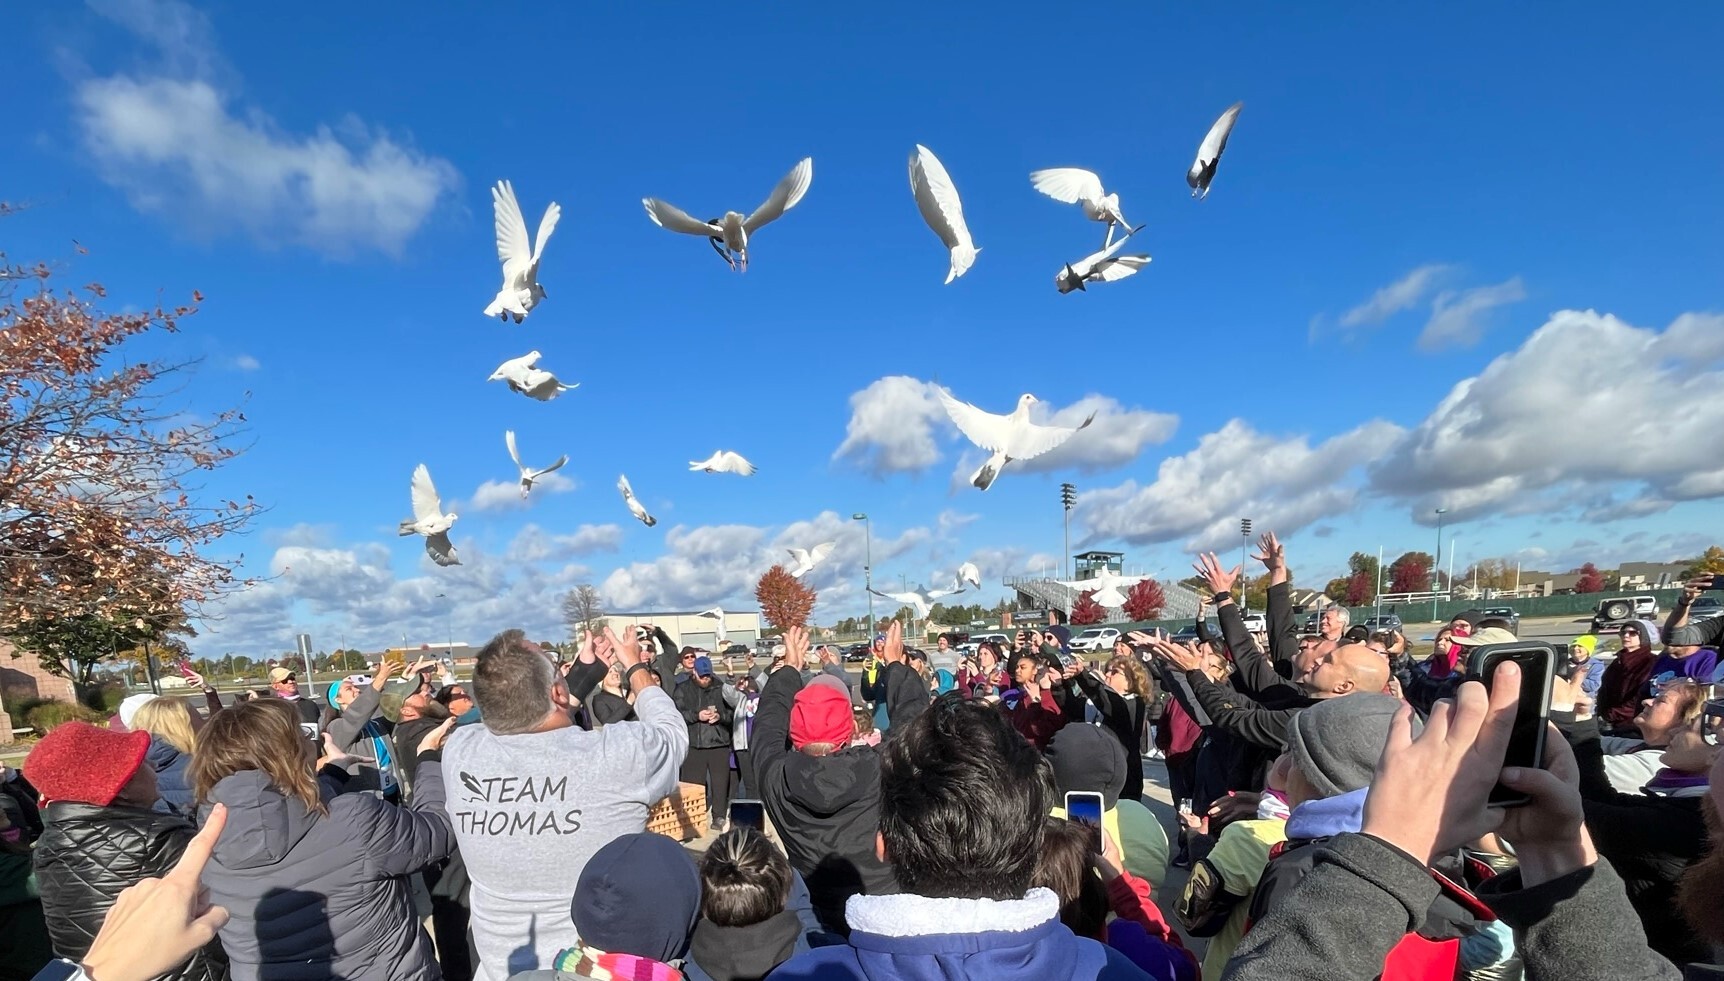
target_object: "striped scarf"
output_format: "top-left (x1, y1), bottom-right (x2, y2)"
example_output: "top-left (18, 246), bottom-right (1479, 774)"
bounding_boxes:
top-left (551, 944), bottom-right (683, 981)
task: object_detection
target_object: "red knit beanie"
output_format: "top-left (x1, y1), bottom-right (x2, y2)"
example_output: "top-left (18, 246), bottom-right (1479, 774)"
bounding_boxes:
top-left (24, 721), bottom-right (152, 806)
top-left (790, 685), bottom-right (854, 749)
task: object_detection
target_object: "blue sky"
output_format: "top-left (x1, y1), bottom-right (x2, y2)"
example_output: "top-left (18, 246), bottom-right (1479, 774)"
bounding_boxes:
top-left (6, 0), bottom-right (1722, 656)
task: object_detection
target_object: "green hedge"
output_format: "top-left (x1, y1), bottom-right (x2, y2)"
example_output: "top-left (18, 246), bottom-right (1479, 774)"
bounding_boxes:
top-left (22, 699), bottom-right (109, 735)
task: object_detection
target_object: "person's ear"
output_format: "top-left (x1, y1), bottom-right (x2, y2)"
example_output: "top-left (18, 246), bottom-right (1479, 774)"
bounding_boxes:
top-left (550, 680), bottom-right (571, 710)
top-left (875, 831), bottom-right (890, 864)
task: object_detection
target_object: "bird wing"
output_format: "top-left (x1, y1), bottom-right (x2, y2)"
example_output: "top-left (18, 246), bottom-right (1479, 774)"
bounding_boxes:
top-left (927, 583), bottom-right (965, 600)
top-left (909, 145), bottom-right (972, 250)
top-left (410, 464), bottom-right (442, 523)
top-left (531, 202), bottom-right (561, 266)
top-left (689, 453), bottom-right (716, 471)
top-left (1006, 413), bottom-right (1096, 462)
top-left (534, 454), bottom-right (570, 478)
top-left (1096, 255), bottom-right (1152, 282)
top-left (505, 430), bottom-right (523, 472)
top-left (699, 607), bottom-right (723, 620)
top-left (869, 587), bottom-right (917, 605)
top-left (718, 452), bottom-right (756, 475)
top-left (617, 474), bottom-right (637, 502)
top-left (744, 157), bottom-right (813, 232)
top-left (643, 198), bottom-right (717, 236)
top-left (1074, 234), bottom-right (1133, 275)
top-left (809, 541), bottom-right (836, 566)
top-left (1028, 167), bottom-right (1104, 206)
top-left (938, 389), bottom-right (1016, 453)
top-left (787, 547), bottom-right (810, 567)
top-left (1196, 102), bottom-right (1244, 165)
top-left (493, 180), bottom-right (534, 281)
top-left (959, 561), bottom-right (981, 586)
top-left (426, 531), bottom-right (459, 566)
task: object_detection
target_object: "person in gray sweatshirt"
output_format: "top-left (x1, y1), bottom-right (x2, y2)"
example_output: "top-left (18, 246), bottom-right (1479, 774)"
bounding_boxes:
top-left (443, 626), bottom-right (688, 981)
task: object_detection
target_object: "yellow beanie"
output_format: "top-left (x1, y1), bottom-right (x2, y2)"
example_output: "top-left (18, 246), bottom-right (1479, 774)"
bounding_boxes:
top-left (1571, 635), bottom-right (1599, 654)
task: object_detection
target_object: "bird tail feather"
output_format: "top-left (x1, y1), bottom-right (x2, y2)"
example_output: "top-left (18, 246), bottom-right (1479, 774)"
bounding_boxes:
top-left (945, 245), bottom-right (980, 285)
top-left (398, 521), bottom-right (418, 536)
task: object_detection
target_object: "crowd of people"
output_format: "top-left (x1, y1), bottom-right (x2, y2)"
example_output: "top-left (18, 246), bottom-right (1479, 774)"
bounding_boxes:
top-left (3, 532), bottom-right (1724, 981)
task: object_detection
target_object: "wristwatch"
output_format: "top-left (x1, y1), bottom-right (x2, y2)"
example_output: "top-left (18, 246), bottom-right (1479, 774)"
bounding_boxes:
top-left (32, 960), bottom-right (91, 981)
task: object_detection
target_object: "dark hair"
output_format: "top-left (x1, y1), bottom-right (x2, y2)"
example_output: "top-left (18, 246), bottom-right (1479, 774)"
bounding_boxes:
top-left (473, 629), bottom-right (559, 735)
top-left (1475, 617), bottom-right (1515, 634)
top-left (1034, 817), bottom-right (1107, 939)
top-left (1010, 652), bottom-right (1040, 678)
top-left (433, 685), bottom-right (470, 708)
top-left (1049, 609), bottom-right (1067, 626)
top-left (878, 695), bottom-right (1050, 900)
top-left (698, 827), bottom-right (791, 927)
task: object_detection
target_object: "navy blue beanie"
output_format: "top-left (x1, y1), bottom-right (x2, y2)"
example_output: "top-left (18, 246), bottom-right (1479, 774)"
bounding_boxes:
top-left (572, 832), bottom-right (701, 961)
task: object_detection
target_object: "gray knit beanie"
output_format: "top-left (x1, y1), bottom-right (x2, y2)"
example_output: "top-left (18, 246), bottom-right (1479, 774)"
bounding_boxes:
top-left (1285, 692), bottom-right (1416, 799)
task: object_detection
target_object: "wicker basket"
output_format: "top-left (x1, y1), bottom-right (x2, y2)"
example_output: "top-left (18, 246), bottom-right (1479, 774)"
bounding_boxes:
top-left (646, 781), bottom-right (708, 841)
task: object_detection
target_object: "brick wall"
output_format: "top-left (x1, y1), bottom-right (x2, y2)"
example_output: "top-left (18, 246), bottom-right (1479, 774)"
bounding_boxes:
top-left (1, 639), bottom-right (78, 743)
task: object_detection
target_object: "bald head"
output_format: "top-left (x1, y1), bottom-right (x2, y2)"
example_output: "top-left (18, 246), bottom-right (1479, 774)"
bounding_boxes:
top-left (1301, 642), bottom-right (1390, 698)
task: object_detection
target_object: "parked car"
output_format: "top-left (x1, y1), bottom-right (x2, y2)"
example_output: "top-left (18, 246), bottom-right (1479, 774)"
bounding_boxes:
top-left (963, 632), bottom-right (1010, 654)
top-left (1592, 595), bottom-right (1661, 633)
top-left (1688, 596), bottom-right (1724, 623)
top-left (1240, 611), bottom-right (1268, 633)
top-left (1362, 614), bottom-right (1404, 633)
top-left (842, 643), bottom-right (872, 663)
top-left (1069, 626), bottom-right (1121, 653)
top-left (1478, 606), bottom-right (1521, 634)
top-left (1170, 621), bottom-right (1221, 645)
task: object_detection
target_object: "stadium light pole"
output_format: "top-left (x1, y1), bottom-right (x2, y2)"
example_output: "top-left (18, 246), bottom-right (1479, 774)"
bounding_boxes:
top-left (435, 593), bottom-right (453, 657)
top-left (1060, 483), bottom-right (1076, 579)
top-left (853, 513), bottom-right (873, 637)
top-left (1432, 508), bottom-right (1448, 622)
top-left (1240, 518), bottom-right (1253, 605)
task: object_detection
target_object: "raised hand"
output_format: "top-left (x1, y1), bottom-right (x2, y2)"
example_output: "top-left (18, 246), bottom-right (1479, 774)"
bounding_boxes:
top-left (882, 619), bottom-right (906, 665)
top-left (417, 717), bottom-right (457, 755)
top-left (1192, 552), bottom-right (1241, 598)
top-left (82, 804), bottom-right (233, 981)
top-left (316, 732), bottom-right (350, 770)
top-left (1148, 636), bottom-right (1206, 673)
top-left (606, 627), bottom-right (643, 670)
top-left (783, 624), bottom-right (810, 672)
top-left (1252, 531), bottom-right (1287, 581)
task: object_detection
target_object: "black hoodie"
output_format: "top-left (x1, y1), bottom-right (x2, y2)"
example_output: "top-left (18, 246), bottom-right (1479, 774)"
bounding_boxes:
top-left (752, 662), bottom-right (927, 934)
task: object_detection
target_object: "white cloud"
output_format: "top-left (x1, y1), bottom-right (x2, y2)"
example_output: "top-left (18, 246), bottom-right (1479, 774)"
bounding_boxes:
top-left (835, 376), bottom-right (1176, 481)
top-left (75, 0), bottom-right (457, 257)
top-left (832, 376), bottom-right (947, 475)
top-left (1340, 264), bottom-right (1450, 328)
top-left (1077, 418), bottom-right (1404, 552)
top-left (466, 472), bottom-right (576, 512)
top-left (1417, 277), bottom-right (1527, 350)
top-left (1024, 553), bottom-right (1060, 575)
top-left (1373, 308), bottom-right (1724, 520)
top-left (506, 523), bottom-right (622, 564)
top-left (231, 353), bottom-right (260, 371)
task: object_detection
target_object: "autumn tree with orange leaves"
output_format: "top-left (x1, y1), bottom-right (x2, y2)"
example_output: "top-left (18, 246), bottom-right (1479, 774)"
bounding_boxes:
top-left (756, 565), bottom-right (817, 631)
top-left (0, 206), bottom-right (255, 692)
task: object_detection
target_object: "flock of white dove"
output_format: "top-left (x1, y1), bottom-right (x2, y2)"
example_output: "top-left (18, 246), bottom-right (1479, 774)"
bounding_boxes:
top-left (398, 105), bottom-right (1246, 572)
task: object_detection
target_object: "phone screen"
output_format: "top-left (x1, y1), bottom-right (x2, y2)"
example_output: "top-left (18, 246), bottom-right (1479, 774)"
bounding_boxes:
top-left (728, 799), bottom-right (765, 832)
top-left (1469, 643), bottom-right (1555, 807)
top-left (1065, 791), bottom-right (1105, 850)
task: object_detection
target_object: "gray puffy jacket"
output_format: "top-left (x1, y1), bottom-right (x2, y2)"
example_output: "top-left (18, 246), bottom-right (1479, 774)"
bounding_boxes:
top-left (200, 760), bottom-right (455, 981)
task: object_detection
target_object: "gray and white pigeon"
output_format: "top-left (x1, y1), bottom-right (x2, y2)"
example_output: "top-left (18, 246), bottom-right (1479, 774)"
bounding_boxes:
top-left (939, 390), bottom-right (1096, 491)
top-left (1187, 102), bottom-right (1243, 199)
top-left (483, 180), bottom-right (560, 323)
top-left (618, 474), bottom-right (656, 527)
top-left (398, 464), bottom-right (459, 566)
top-left (1055, 227), bottom-right (1150, 294)
top-left (505, 430), bottom-right (568, 499)
top-left (643, 158), bottom-right (813, 271)
top-left (909, 145), bottom-right (980, 284)
top-left (488, 350), bottom-right (577, 402)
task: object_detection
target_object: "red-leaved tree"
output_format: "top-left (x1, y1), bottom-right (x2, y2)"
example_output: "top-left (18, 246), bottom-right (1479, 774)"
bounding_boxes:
top-left (1070, 590), bottom-right (1107, 626)
top-left (1122, 579), bottom-right (1165, 621)
top-left (1387, 552), bottom-right (1434, 595)
top-left (755, 565), bottom-right (816, 630)
top-left (1345, 571), bottom-right (1375, 606)
top-left (1573, 563), bottom-right (1606, 594)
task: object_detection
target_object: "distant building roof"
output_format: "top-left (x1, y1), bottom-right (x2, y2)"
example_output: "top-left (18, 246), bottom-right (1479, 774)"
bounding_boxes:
top-left (1073, 551), bottom-right (1124, 559)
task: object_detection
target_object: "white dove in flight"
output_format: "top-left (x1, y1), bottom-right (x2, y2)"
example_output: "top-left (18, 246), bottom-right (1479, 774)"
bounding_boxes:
top-left (690, 451), bottom-right (756, 476)
top-left (483, 180), bottom-right (560, 323)
top-left (504, 430), bottom-right (567, 499)
top-left (698, 607), bottom-right (728, 645)
top-left (957, 561), bottom-right (982, 590)
top-left (1055, 227), bottom-right (1150, 294)
top-left (643, 158), bottom-right (813, 271)
top-left (398, 464), bottom-right (459, 566)
top-left (787, 542), bottom-right (836, 579)
top-left (617, 474), bottom-right (656, 527)
top-left (939, 389), bottom-right (1096, 492)
top-left (488, 350), bottom-right (577, 402)
top-left (909, 144), bottom-right (980, 284)
top-left (1058, 567), bottom-right (1147, 608)
top-left (1188, 102), bottom-right (1243, 200)
top-left (868, 582), bottom-right (965, 621)
top-left (1029, 167), bottom-right (1132, 247)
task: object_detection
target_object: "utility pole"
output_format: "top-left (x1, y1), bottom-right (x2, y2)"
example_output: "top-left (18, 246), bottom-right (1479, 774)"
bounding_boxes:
top-left (1240, 518), bottom-right (1253, 606)
top-left (1061, 483), bottom-right (1076, 580)
top-left (1432, 508), bottom-right (1448, 622)
top-left (853, 513), bottom-right (873, 637)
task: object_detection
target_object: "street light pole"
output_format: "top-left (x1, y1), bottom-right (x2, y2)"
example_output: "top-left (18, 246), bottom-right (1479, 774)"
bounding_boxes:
top-left (1240, 518), bottom-right (1253, 603)
top-left (436, 593), bottom-right (453, 657)
top-left (1432, 508), bottom-right (1448, 622)
top-left (1060, 484), bottom-right (1076, 580)
top-left (853, 513), bottom-right (873, 637)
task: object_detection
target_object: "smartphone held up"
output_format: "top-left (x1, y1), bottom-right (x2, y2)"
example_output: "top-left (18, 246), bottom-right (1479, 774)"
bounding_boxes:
top-left (1465, 642), bottom-right (1557, 807)
top-left (1065, 790), bottom-right (1104, 852)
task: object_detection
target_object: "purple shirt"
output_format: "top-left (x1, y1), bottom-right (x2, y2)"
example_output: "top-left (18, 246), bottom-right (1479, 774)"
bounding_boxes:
top-left (1649, 648), bottom-right (1720, 692)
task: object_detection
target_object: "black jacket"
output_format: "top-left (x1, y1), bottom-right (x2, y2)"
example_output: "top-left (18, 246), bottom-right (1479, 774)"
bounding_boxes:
top-left (590, 689), bottom-right (637, 726)
top-left (1073, 670), bottom-right (1147, 803)
top-left (676, 677), bottom-right (736, 750)
top-left (33, 802), bottom-right (229, 981)
top-left (753, 661), bottom-right (928, 934)
top-left (1248, 837), bottom-right (1484, 946)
